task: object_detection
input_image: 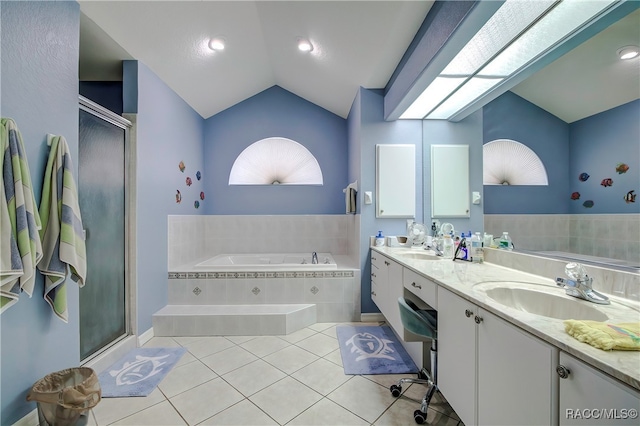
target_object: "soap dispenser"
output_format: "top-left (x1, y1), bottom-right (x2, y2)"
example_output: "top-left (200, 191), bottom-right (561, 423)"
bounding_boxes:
top-left (375, 231), bottom-right (385, 247)
top-left (499, 232), bottom-right (513, 250)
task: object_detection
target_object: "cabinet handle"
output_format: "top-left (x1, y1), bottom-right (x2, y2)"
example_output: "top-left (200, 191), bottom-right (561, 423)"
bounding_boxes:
top-left (385, 261), bottom-right (390, 266)
top-left (372, 256), bottom-right (376, 261)
top-left (556, 365), bottom-right (571, 379)
top-left (474, 315), bottom-right (483, 324)
top-left (411, 282), bottom-right (422, 289)
top-left (465, 309), bottom-right (473, 318)
top-left (371, 272), bottom-right (376, 278)
top-left (371, 291), bottom-right (377, 296)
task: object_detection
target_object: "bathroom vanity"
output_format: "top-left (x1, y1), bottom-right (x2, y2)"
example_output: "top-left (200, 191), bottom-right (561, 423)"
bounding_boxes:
top-left (370, 247), bottom-right (640, 426)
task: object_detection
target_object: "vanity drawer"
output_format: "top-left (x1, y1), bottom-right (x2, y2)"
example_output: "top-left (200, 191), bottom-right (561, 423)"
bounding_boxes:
top-left (371, 252), bottom-right (385, 272)
top-left (404, 268), bottom-right (437, 309)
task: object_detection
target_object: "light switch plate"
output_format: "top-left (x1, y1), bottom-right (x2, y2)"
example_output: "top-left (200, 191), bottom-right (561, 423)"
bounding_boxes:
top-left (364, 191), bottom-right (372, 204)
top-left (472, 191), bottom-right (481, 204)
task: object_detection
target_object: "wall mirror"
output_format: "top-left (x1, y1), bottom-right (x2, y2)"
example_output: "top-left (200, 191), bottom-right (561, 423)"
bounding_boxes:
top-left (482, 7), bottom-right (639, 271)
top-left (376, 144), bottom-right (415, 218)
top-left (431, 144), bottom-right (469, 218)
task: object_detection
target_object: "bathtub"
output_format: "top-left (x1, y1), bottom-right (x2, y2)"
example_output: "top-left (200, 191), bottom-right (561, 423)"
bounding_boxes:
top-left (194, 253), bottom-right (337, 271)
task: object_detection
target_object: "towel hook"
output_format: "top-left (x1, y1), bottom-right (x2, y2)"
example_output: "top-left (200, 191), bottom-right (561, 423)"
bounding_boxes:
top-left (46, 134), bottom-right (56, 146)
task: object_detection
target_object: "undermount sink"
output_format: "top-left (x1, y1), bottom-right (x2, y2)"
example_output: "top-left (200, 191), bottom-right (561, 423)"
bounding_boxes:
top-left (397, 251), bottom-right (441, 260)
top-left (475, 282), bottom-right (610, 321)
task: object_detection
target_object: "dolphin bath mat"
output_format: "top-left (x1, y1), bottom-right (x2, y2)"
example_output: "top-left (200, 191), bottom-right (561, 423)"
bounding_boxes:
top-left (98, 347), bottom-right (186, 397)
top-left (337, 325), bottom-right (418, 375)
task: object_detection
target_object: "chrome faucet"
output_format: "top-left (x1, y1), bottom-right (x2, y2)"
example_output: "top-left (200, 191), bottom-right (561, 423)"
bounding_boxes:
top-left (555, 263), bottom-right (610, 305)
top-left (311, 252), bottom-right (318, 264)
top-left (424, 238), bottom-right (444, 257)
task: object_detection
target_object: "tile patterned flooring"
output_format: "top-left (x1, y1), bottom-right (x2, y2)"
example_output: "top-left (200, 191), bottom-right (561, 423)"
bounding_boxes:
top-left (88, 322), bottom-right (463, 425)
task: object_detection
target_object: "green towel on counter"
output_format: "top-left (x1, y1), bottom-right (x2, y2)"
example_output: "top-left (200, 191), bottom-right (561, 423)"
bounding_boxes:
top-left (564, 320), bottom-right (640, 351)
top-left (0, 118), bottom-right (43, 312)
top-left (37, 135), bottom-right (86, 322)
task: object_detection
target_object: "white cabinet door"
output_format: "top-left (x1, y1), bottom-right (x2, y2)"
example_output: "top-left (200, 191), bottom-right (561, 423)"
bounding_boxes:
top-left (559, 352), bottom-right (640, 425)
top-left (437, 288), bottom-right (477, 426)
top-left (386, 258), bottom-right (404, 333)
top-left (477, 308), bottom-right (557, 426)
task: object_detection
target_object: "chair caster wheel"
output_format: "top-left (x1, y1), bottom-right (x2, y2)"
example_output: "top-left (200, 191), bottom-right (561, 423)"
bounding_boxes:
top-left (414, 410), bottom-right (426, 424)
top-left (389, 384), bottom-right (402, 397)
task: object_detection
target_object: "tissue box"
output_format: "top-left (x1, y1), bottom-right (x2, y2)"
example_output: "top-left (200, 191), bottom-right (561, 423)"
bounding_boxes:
top-left (386, 236), bottom-right (409, 247)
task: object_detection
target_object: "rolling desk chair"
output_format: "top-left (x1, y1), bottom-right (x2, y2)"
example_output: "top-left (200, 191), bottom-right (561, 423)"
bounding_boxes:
top-left (390, 297), bottom-right (438, 424)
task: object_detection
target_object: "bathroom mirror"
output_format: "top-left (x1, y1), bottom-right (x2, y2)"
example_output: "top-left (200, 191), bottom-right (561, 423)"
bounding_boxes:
top-left (376, 144), bottom-right (416, 218)
top-left (482, 7), bottom-right (640, 271)
top-left (431, 145), bottom-right (469, 218)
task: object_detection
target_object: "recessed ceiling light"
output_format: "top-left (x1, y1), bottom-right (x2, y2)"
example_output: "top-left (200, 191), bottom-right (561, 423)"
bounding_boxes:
top-left (208, 37), bottom-right (225, 52)
top-left (297, 38), bottom-right (313, 52)
top-left (617, 45), bottom-right (639, 60)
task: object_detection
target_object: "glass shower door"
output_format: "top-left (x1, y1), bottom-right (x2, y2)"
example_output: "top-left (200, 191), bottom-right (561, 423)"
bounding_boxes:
top-left (78, 98), bottom-right (130, 360)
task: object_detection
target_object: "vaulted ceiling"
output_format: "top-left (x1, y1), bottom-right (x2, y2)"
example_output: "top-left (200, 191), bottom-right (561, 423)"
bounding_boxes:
top-left (79, 1), bottom-right (434, 119)
top-left (79, 1), bottom-right (639, 123)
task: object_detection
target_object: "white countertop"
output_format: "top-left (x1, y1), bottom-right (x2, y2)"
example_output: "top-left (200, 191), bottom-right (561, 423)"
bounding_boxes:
top-left (372, 246), bottom-right (640, 391)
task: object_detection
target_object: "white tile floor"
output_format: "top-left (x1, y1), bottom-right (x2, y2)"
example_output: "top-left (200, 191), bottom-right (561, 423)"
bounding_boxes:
top-left (88, 322), bottom-right (462, 425)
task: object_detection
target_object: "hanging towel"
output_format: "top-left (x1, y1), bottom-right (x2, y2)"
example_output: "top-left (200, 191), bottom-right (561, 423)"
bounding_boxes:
top-left (564, 320), bottom-right (640, 351)
top-left (37, 135), bottom-right (86, 322)
top-left (0, 118), bottom-right (43, 312)
top-left (343, 181), bottom-right (357, 214)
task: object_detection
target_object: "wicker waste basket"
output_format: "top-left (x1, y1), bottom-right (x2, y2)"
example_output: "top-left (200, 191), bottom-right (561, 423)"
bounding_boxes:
top-left (26, 367), bottom-right (101, 426)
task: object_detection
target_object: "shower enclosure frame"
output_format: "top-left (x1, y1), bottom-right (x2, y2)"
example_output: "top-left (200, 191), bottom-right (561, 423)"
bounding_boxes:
top-left (78, 95), bottom-right (137, 364)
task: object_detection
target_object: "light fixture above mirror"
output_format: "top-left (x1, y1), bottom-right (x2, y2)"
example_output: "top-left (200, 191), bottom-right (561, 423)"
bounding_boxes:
top-left (398, 0), bottom-right (633, 122)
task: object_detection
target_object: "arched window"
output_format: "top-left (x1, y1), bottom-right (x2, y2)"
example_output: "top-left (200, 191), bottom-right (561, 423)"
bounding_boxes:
top-left (229, 137), bottom-right (323, 185)
top-left (483, 139), bottom-right (548, 185)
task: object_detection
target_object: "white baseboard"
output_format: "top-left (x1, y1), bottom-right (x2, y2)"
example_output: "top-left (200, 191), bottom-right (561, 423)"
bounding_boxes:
top-left (138, 326), bottom-right (154, 346)
top-left (14, 409), bottom-right (38, 426)
top-left (361, 312), bottom-right (385, 322)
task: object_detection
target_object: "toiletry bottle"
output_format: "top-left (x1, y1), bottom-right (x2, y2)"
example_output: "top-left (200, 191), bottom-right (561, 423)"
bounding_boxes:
top-left (499, 232), bottom-right (513, 250)
top-left (375, 231), bottom-right (385, 247)
top-left (471, 232), bottom-right (484, 263)
top-left (460, 235), bottom-right (468, 261)
top-left (483, 233), bottom-right (493, 248)
top-left (442, 234), bottom-right (454, 259)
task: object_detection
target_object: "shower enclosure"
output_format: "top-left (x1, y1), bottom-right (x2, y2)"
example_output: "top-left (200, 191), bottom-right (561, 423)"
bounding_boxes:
top-left (78, 96), bottom-right (132, 361)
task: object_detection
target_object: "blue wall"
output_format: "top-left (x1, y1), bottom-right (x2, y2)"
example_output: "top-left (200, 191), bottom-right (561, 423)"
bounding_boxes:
top-left (569, 99), bottom-right (639, 214)
top-left (423, 110), bottom-right (484, 233)
top-left (0, 2), bottom-right (81, 423)
top-left (483, 91), bottom-right (570, 214)
top-left (203, 86), bottom-right (348, 215)
top-left (79, 81), bottom-right (124, 115)
top-left (352, 88), bottom-right (423, 313)
top-left (483, 93), bottom-right (639, 215)
top-left (123, 61), bottom-right (205, 333)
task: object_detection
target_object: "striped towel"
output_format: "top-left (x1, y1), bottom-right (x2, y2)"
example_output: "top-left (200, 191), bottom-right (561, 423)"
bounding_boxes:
top-left (37, 135), bottom-right (86, 322)
top-left (0, 118), bottom-right (43, 312)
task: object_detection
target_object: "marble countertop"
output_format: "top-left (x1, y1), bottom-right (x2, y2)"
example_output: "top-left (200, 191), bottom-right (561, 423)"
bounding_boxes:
top-left (372, 246), bottom-right (640, 391)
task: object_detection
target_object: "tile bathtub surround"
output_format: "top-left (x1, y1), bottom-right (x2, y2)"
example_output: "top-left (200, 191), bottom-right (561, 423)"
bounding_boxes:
top-left (484, 213), bottom-right (640, 263)
top-left (484, 248), bottom-right (640, 302)
top-left (166, 270), bottom-right (361, 324)
top-left (168, 214), bottom-right (360, 269)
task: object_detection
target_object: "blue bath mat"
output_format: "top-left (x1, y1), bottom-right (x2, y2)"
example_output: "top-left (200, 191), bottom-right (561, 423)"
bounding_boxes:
top-left (98, 347), bottom-right (186, 397)
top-left (337, 325), bottom-right (418, 375)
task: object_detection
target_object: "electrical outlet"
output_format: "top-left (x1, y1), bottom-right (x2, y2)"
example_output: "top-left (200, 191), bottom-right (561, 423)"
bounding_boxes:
top-left (431, 219), bottom-right (440, 231)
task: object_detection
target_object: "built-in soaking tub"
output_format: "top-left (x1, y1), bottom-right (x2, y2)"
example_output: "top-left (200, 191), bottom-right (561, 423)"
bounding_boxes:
top-left (194, 253), bottom-right (337, 271)
top-left (159, 251), bottom-right (359, 336)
